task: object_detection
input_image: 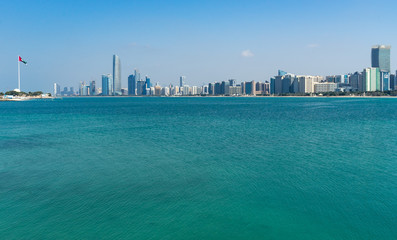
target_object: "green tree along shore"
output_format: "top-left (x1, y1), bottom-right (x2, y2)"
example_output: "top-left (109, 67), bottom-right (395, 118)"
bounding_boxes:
top-left (0, 91), bottom-right (51, 97)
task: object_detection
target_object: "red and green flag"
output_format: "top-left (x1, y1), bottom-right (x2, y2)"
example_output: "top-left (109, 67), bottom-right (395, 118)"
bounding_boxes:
top-left (19, 56), bottom-right (27, 65)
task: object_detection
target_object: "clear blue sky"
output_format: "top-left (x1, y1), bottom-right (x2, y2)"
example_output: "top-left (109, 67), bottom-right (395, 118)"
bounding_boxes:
top-left (1, 0), bottom-right (396, 92)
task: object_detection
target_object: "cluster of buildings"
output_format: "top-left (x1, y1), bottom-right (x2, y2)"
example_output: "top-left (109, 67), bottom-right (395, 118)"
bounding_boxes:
top-left (53, 85), bottom-right (77, 96)
top-left (271, 45), bottom-right (395, 94)
top-left (53, 45), bottom-right (395, 97)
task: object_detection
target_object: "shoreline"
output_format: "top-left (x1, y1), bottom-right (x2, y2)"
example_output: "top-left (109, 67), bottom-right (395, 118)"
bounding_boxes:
top-left (53, 95), bottom-right (397, 99)
top-left (0, 96), bottom-right (53, 101)
top-left (3, 95), bottom-right (397, 101)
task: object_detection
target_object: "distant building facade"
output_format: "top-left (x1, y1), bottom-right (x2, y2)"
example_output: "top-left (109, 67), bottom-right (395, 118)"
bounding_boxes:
top-left (112, 55), bottom-right (121, 95)
top-left (102, 74), bottom-right (113, 96)
top-left (53, 83), bottom-right (61, 96)
top-left (372, 45), bottom-right (391, 72)
top-left (363, 67), bottom-right (380, 92)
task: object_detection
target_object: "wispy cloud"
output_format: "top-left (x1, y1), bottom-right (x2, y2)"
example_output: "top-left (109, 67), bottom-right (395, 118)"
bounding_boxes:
top-left (129, 42), bottom-right (152, 49)
top-left (307, 43), bottom-right (320, 48)
top-left (241, 49), bottom-right (254, 58)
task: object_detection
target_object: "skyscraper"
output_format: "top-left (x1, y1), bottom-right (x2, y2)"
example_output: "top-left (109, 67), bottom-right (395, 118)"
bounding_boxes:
top-left (145, 76), bottom-right (151, 89)
top-left (245, 81), bottom-right (256, 95)
top-left (363, 67), bottom-right (380, 92)
top-left (371, 45), bottom-right (391, 72)
top-left (391, 73), bottom-right (397, 90)
top-left (90, 81), bottom-right (96, 95)
top-left (135, 69), bottom-right (140, 84)
top-left (208, 83), bottom-right (214, 95)
top-left (141, 76), bottom-right (151, 95)
top-left (380, 71), bottom-right (390, 91)
top-left (128, 74), bottom-right (135, 95)
top-left (180, 76), bottom-right (186, 87)
top-left (220, 81), bottom-right (229, 95)
top-left (102, 74), bottom-right (113, 96)
top-left (136, 80), bottom-right (146, 96)
top-left (53, 83), bottom-right (60, 96)
top-left (349, 72), bottom-right (363, 92)
top-left (113, 55), bottom-right (121, 95)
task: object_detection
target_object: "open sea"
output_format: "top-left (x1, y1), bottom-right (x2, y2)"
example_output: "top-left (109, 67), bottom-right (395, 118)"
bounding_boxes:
top-left (0, 97), bottom-right (396, 239)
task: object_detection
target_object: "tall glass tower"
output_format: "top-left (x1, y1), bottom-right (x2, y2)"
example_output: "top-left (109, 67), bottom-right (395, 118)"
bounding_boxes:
top-left (371, 45), bottom-right (391, 72)
top-left (134, 69), bottom-right (140, 84)
top-left (180, 76), bottom-right (186, 87)
top-left (113, 55), bottom-right (121, 95)
top-left (128, 74), bottom-right (135, 95)
top-left (102, 74), bottom-right (113, 96)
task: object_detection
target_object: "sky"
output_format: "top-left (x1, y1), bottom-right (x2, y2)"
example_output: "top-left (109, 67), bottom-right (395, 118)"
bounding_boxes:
top-left (1, 0), bottom-right (397, 93)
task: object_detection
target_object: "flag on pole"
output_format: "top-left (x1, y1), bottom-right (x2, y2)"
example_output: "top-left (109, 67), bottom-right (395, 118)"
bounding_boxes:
top-left (19, 56), bottom-right (27, 65)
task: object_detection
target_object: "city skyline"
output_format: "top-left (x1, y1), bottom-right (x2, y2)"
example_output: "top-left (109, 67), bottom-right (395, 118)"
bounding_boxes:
top-left (2, 0), bottom-right (397, 92)
top-left (54, 44), bottom-right (394, 97)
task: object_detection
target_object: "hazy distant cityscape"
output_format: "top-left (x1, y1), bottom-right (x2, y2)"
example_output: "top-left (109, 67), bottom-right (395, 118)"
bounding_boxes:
top-left (54, 45), bottom-right (394, 97)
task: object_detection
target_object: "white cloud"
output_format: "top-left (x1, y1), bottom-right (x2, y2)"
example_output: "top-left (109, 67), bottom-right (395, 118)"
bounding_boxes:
top-left (307, 43), bottom-right (319, 48)
top-left (241, 49), bottom-right (254, 58)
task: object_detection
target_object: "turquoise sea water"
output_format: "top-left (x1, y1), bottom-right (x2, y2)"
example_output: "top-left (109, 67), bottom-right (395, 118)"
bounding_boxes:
top-left (0, 97), bottom-right (396, 239)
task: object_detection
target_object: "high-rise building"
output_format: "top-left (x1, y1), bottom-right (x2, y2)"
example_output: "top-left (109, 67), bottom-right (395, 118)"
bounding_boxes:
top-left (145, 76), bottom-right (151, 95)
top-left (102, 74), bottom-right (113, 96)
top-left (90, 81), bottom-right (96, 95)
top-left (154, 85), bottom-right (161, 96)
top-left (83, 85), bottom-right (90, 96)
top-left (380, 71), bottom-right (390, 91)
top-left (191, 86), bottom-right (198, 95)
top-left (241, 82), bottom-right (246, 94)
top-left (270, 78), bottom-right (275, 94)
top-left (297, 76), bottom-right (323, 93)
top-left (343, 75), bottom-right (350, 84)
top-left (161, 86), bottom-right (170, 96)
top-left (79, 81), bottom-right (85, 96)
top-left (282, 75), bottom-right (294, 94)
top-left (208, 83), bottom-right (214, 95)
top-left (245, 81), bottom-right (256, 95)
top-left (202, 85), bottom-right (209, 95)
top-left (179, 76), bottom-right (186, 87)
top-left (53, 83), bottom-right (61, 96)
top-left (79, 82), bottom-right (90, 96)
top-left (391, 73), bottom-right (396, 90)
top-left (363, 67), bottom-right (380, 92)
top-left (349, 72), bottom-right (363, 92)
top-left (273, 76), bottom-right (284, 94)
top-left (229, 85), bottom-right (242, 95)
top-left (264, 81), bottom-right (270, 95)
top-left (182, 85), bottom-right (190, 96)
top-left (326, 75), bottom-right (343, 83)
top-left (221, 81), bottom-right (230, 95)
top-left (135, 69), bottom-right (140, 84)
top-left (371, 45), bottom-right (391, 72)
top-left (128, 74), bottom-right (135, 95)
top-left (173, 85), bottom-right (180, 95)
top-left (113, 55), bottom-right (121, 95)
top-left (136, 80), bottom-right (146, 95)
top-left (214, 82), bottom-right (221, 95)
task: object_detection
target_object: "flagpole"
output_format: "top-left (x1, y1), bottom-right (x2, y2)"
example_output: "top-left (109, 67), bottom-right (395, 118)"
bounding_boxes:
top-left (18, 56), bottom-right (20, 91)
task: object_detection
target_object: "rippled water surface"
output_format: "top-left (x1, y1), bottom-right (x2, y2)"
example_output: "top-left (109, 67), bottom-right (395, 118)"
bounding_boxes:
top-left (0, 97), bottom-right (396, 239)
